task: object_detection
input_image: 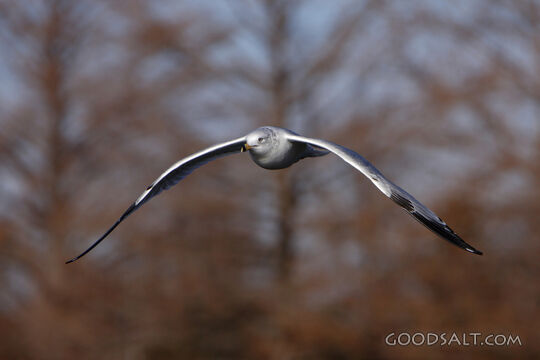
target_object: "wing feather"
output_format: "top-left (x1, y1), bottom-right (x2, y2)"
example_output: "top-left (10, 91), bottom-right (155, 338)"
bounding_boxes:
top-left (66, 136), bottom-right (246, 263)
top-left (286, 134), bottom-right (482, 255)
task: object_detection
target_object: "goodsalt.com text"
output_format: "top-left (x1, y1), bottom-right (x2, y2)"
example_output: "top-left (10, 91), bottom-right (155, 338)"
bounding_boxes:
top-left (385, 332), bottom-right (522, 347)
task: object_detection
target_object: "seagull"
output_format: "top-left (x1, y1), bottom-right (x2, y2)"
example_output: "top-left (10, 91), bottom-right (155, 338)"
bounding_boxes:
top-left (66, 126), bottom-right (482, 263)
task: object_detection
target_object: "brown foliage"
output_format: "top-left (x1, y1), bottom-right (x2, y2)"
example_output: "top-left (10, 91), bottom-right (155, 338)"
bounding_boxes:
top-left (0, 0), bottom-right (538, 358)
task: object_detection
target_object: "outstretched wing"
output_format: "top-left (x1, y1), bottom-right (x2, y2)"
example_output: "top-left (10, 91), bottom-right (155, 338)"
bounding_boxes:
top-left (66, 136), bottom-right (247, 263)
top-left (286, 134), bottom-right (482, 255)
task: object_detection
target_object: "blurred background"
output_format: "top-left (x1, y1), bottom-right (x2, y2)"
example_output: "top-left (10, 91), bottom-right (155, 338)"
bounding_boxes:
top-left (0, 0), bottom-right (539, 359)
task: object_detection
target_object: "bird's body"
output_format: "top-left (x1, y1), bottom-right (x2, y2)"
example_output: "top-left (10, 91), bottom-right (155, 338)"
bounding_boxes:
top-left (245, 127), bottom-right (328, 169)
top-left (66, 126), bottom-right (482, 264)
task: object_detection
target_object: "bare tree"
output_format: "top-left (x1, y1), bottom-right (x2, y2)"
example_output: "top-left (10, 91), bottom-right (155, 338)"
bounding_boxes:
top-left (1, 0), bottom-right (539, 358)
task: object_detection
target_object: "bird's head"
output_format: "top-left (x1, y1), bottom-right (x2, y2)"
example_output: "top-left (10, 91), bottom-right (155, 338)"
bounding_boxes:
top-left (243, 127), bottom-right (274, 154)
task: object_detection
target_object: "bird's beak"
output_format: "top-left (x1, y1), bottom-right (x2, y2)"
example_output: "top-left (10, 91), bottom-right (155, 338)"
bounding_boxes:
top-left (241, 144), bottom-right (252, 152)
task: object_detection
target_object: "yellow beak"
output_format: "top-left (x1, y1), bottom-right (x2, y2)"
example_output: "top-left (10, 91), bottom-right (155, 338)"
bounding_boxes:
top-left (242, 144), bottom-right (251, 152)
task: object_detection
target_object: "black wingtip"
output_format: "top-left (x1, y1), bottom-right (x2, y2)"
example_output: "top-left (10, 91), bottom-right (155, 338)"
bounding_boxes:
top-left (64, 203), bottom-right (138, 265)
top-left (65, 257), bottom-right (77, 264)
top-left (465, 247), bottom-right (483, 256)
top-left (400, 198), bottom-right (483, 256)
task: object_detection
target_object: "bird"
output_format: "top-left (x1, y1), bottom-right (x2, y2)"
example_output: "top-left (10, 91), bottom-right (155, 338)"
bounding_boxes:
top-left (66, 126), bottom-right (482, 263)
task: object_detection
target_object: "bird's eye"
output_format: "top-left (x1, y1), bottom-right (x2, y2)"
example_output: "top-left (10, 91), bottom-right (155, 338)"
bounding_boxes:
top-left (258, 137), bottom-right (264, 143)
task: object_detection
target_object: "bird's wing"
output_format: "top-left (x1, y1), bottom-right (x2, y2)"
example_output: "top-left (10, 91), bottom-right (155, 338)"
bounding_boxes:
top-left (286, 134), bottom-right (482, 255)
top-left (66, 136), bottom-right (247, 263)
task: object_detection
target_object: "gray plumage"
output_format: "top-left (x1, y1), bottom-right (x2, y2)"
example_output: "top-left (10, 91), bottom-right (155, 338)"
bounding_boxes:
top-left (66, 126), bottom-right (481, 264)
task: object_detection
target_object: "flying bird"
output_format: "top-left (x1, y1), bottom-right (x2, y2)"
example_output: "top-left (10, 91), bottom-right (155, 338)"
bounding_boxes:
top-left (66, 126), bottom-right (482, 263)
